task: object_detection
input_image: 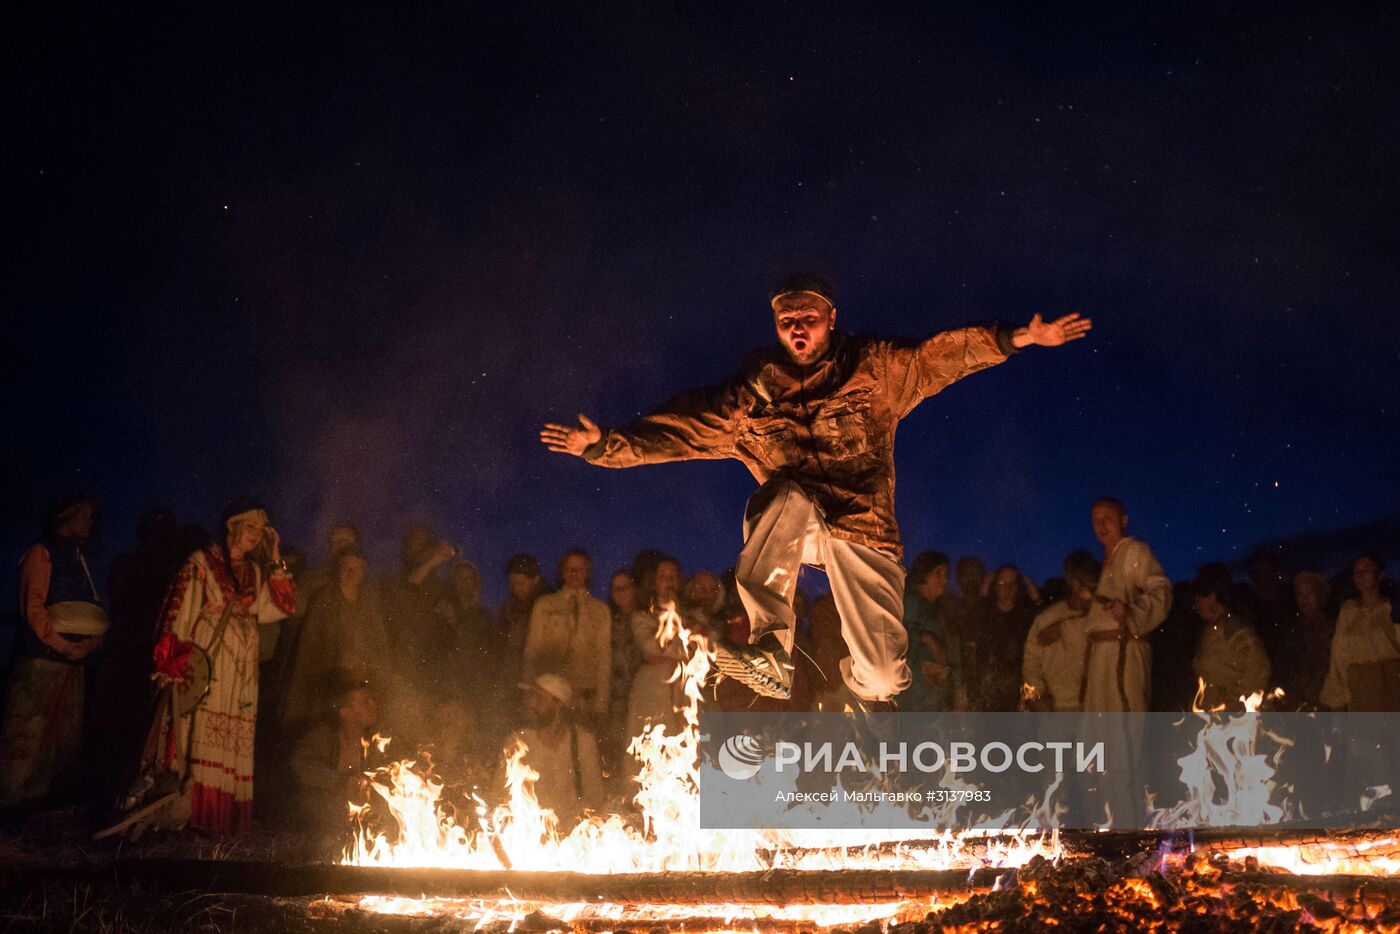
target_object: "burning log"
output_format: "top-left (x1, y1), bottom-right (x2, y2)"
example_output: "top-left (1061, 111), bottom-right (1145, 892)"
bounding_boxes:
top-left (762, 826), bottom-right (1400, 865)
top-left (10, 859), bottom-right (1015, 904)
top-left (1218, 870), bottom-right (1400, 897)
top-left (1077, 826), bottom-right (1400, 860)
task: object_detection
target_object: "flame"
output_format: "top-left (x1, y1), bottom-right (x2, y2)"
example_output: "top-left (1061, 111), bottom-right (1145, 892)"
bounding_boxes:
top-left (348, 604), bottom-right (1058, 875)
top-left (345, 632), bottom-right (1399, 927)
top-left (344, 602), bottom-right (1062, 925)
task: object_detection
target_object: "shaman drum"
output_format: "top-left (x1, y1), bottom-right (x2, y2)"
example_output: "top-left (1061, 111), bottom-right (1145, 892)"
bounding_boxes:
top-left (173, 645), bottom-right (214, 717)
top-left (48, 600), bottom-right (110, 638)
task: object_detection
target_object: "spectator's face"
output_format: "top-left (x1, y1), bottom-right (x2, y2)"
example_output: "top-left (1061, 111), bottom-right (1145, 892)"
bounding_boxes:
top-left (684, 571), bottom-right (723, 611)
top-left (1354, 557), bottom-right (1382, 596)
top-left (1066, 576), bottom-right (1097, 608)
top-left (1193, 592), bottom-right (1226, 624)
top-left (956, 560), bottom-right (984, 597)
top-left (917, 564), bottom-right (949, 602)
top-left (339, 555), bottom-right (368, 594)
top-left (610, 574), bottom-right (637, 611)
top-left (341, 689), bottom-right (379, 729)
top-left (654, 561), bottom-right (681, 603)
top-left (508, 571), bottom-right (538, 601)
top-left (230, 518), bottom-right (266, 556)
top-left (524, 688), bottom-right (560, 726)
top-left (1294, 579), bottom-right (1322, 617)
top-left (994, 568), bottom-right (1019, 601)
top-left (330, 526), bottom-right (358, 556)
top-left (560, 555), bottom-right (591, 591)
top-left (1091, 504), bottom-right (1128, 548)
top-left (63, 503), bottom-right (96, 543)
top-left (773, 295), bottom-right (835, 365)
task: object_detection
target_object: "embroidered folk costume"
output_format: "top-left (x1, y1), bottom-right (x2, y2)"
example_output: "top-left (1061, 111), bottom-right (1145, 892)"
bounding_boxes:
top-left (146, 509), bottom-right (295, 833)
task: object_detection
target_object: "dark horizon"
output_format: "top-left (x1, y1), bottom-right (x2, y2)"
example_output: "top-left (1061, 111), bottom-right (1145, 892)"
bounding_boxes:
top-left (6, 4), bottom-right (1398, 623)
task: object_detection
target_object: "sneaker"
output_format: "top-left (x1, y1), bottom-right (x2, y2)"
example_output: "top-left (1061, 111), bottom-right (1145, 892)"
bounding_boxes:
top-left (712, 631), bottom-right (794, 700)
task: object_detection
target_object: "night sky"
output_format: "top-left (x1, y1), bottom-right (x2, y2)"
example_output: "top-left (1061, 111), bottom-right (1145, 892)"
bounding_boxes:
top-left (7, 4), bottom-right (1398, 617)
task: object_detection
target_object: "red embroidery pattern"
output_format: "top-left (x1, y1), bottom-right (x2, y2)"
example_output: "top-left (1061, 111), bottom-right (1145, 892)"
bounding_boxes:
top-left (199, 710), bottom-right (256, 755)
top-left (202, 545), bottom-right (257, 611)
top-left (155, 560), bottom-right (198, 638)
top-left (267, 572), bottom-right (298, 616)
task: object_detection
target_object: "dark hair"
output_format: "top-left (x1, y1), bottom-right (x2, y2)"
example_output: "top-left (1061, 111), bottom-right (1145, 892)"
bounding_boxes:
top-left (1192, 563), bottom-right (1235, 605)
top-left (220, 497), bottom-right (267, 529)
top-left (907, 551), bottom-right (950, 588)
top-left (1092, 496), bottom-right (1126, 514)
top-left (46, 492), bottom-right (98, 534)
top-left (1063, 550), bottom-right (1101, 588)
top-left (559, 546), bottom-right (591, 569)
top-left (1354, 553), bottom-right (1386, 575)
top-left (629, 548), bottom-right (666, 588)
top-left (955, 555), bottom-right (985, 576)
top-left (506, 553), bottom-right (542, 577)
top-left (770, 271), bottom-right (836, 307)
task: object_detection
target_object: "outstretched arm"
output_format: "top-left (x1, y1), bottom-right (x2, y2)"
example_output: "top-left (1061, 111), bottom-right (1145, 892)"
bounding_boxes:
top-left (1009, 312), bottom-right (1093, 349)
top-left (539, 381), bottom-right (743, 468)
top-left (885, 312), bottom-right (1094, 417)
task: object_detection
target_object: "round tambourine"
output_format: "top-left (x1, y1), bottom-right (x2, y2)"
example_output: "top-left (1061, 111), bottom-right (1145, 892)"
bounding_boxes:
top-left (172, 645), bottom-right (213, 717)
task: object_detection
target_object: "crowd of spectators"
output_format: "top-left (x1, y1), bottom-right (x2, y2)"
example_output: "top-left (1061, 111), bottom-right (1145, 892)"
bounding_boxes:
top-left (1, 492), bottom-right (1395, 843)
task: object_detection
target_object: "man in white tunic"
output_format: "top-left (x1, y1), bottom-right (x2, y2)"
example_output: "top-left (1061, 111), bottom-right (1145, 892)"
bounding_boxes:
top-left (1075, 498), bottom-right (1172, 827)
top-left (1080, 498), bottom-right (1173, 713)
top-left (523, 549), bottom-right (612, 724)
top-left (1022, 551), bottom-right (1098, 712)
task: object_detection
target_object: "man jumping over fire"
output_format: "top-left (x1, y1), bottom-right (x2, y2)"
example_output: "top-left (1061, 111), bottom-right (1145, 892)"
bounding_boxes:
top-left (539, 275), bottom-right (1092, 710)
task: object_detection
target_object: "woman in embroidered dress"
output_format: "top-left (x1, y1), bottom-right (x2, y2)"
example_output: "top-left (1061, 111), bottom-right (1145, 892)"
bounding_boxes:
top-left (148, 500), bottom-right (296, 833)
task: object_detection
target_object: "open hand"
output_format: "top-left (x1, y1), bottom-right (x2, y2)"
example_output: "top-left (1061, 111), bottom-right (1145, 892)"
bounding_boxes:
top-left (540, 414), bottom-right (602, 457)
top-left (1025, 312), bottom-right (1093, 347)
top-left (264, 526), bottom-right (282, 563)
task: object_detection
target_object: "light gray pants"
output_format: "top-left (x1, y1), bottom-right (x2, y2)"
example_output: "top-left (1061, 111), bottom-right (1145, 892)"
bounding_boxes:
top-left (734, 480), bottom-right (911, 702)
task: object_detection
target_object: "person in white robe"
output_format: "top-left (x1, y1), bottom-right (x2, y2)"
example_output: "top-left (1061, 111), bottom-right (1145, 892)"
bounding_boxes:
top-left (1076, 498), bottom-right (1172, 828)
top-left (1022, 551), bottom-right (1098, 712)
top-left (523, 550), bottom-right (612, 723)
top-left (1080, 499), bottom-right (1173, 713)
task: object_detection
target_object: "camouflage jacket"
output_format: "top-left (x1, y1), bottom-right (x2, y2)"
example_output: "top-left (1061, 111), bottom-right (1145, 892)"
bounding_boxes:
top-left (584, 326), bottom-right (1018, 560)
